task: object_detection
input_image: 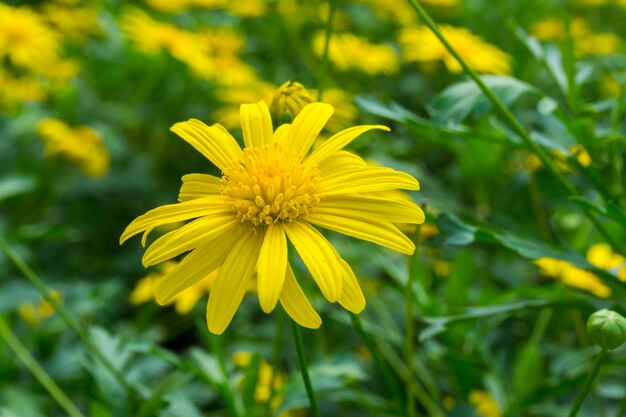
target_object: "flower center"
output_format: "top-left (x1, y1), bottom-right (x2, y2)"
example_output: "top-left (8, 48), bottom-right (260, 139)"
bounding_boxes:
top-left (221, 143), bottom-right (321, 226)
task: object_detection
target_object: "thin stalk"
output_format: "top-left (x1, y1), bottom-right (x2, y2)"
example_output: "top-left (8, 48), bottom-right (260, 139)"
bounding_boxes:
top-left (349, 313), bottom-right (404, 412)
top-left (267, 309), bottom-right (285, 416)
top-left (290, 320), bottom-right (322, 417)
top-left (0, 235), bottom-right (138, 399)
top-left (317, 0), bottom-right (338, 101)
top-left (405, 0), bottom-right (626, 257)
top-left (0, 315), bottom-right (86, 417)
top-left (568, 349), bottom-right (607, 417)
top-left (405, 226), bottom-right (421, 417)
top-left (205, 330), bottom-right (243, 417)
top-left (609, 74), bottom-right (626, 196)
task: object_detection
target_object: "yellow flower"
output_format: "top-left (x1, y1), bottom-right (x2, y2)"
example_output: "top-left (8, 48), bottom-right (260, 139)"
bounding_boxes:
top-left (270, 81), bottom-right (315, 122)
top-left (0, 70), bottom-right (45, 111)
top-left (18, 290), bottom-right (62, 326)
top-left (0, 3), bottom-right (62, 73)
top-left (535, 243), bottom-right (626, 298)
top-left (37, 118), bottom-right (110, 178)
top-left (313, 32), bottom-right (399, 76)
top-left (400, 25), bottom-right (512, 74)
top-left (130, 261), bottom-right (218, 314)
top-left (529, 17), bottom-right (621, 56)
top-left (468, 390), bottom-right (500, 417)
top-left (40, 3), bottom-right (101, 42)
top-left (121, 101), bottom-right (425, 334)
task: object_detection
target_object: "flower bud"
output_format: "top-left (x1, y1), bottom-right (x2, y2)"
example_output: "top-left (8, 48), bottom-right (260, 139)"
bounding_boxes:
top-left (270, 81), bottom-right (314, 123)
top-left (586, 309), bottom-right (626, 350)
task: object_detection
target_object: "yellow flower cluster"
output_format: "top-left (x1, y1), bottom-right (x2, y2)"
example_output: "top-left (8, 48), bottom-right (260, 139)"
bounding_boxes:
top-left (144, 0), bottom-right (266, 17)
top-left (122, 9), bottom-right (257, 86)
top-left (313, 32), bottom-right (400, 76)
top-left (535, 243), bottom-right (626, 298)
top-left (18, 291), bottom-right (63, 327)
top-left (530, 17), bottom-right (622, 56)
top-left (522, 144), bottom-right (592, 173)
top-left (231, 351), bottom-right (302, 417)
top-left (37, 118), bottom-right (110, 178)
top-left (0, 3), bottom-right (83, 111)
top-left (400, 25), bottom-right (512, 74)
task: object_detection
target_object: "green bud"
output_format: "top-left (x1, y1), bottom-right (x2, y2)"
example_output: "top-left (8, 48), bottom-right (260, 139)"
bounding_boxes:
top-left (586, 309), bottom-right (626, 350)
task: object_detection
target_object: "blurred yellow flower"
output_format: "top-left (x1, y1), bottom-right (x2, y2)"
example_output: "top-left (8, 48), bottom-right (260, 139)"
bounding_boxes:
top-left (130, 261), bottom-right (218, 314)
top-left (40, 3), bottom-right (101, 42)
top-left (37, 118), bottom-right (110, 178)
top-left (530, 17), bottom-right (621, 56)
top-left (144, 0), bottom-right (264, 16)
top-left (18, 290), bottom-right (63, 327)
top-left (0, 70), bottom-right (45, 111)
top-left (121, 101), bottom-right (424, 334)
top-left (468, 390), bottom-right (500, 417)
top-left (122, 10), bottom-right (256, 85)
top-left (313, 32), bottom-right (399, 76)
top-left (535, 243), bottom-right (626, 298)
top-left (400, 25), bottom-right (512, 74)
top-left (522, 145), bottom-right (591, 173)
top-left (0, 3), bottom-right (62, 73)
top-left (232, 351), bottom-right (303, 416)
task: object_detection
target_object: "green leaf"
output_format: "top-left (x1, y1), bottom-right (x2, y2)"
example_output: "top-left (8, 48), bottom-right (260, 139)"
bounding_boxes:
top-left (428, 76), bottom-right (539, 125)
top-left (0, 177), bottom-right (36, 202)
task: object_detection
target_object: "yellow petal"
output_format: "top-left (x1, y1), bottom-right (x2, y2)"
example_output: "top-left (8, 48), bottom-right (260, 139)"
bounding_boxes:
top-left (240, 101), bottom-right (274, 148)
top-left (279, 265), bottom-right (322, 329)
top-left (142, 213), bottom-right (240, 267)
top-left (283, 221), bottom-right (343, 302)
top-left (256, 224), bottom-right (288, 313)
top-left (280, 103), bottom-right (333, 158)
top-left (155, 229), bottom-right (243, 305)
top-left (120, 195), bottom-right (228, 246)
top-left (313, 195), bottom-right (425, 224)
top-left (273, 123), bottom-right (291, 143)
top-left (170, 119), bottom-right (241, 172)
top-left (178, 174), bottom-right (221, 202)
top-left (320, 167), bottom-right (420, 196)
top-left (305, 125), bottom-right (390, 166)
top-left (305, 211), bottom-right (415, 255)
top-left (337, 260), bottom-right (365, 314)
top-left (206, 229), bottom-right (264, 334)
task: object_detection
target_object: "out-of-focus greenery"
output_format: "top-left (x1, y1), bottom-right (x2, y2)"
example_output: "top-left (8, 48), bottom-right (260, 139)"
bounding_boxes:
top-left (1, 0), bottom-right (625, 416)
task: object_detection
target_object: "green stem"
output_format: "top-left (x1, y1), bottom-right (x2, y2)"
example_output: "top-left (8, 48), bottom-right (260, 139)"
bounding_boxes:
top-left (405, 0), bottom-right (626, 257)
top-left (568, 349), bottom-right (607, 417)
top-left (0, 235), bottom-right (139, 399)
top-left (267, 309), bottom-right (285, 416)
top-left (349, 313), bottom-right (404, 411)
top-left (290, 320), bottom-right (322, 417)
top-left (0, 315), bottom-right (86, 417)
top-left (317, 0), bottom-right (338, 101)
top-left (609, 74), bottom-right (626, 197)
top-left (405, 227), bottom-right (420, 417)
top-left (205, 330), bottom-right (243, 417)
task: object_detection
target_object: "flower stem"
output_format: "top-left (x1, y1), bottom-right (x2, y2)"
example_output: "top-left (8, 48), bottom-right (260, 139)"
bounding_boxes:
top-left (290, 319), bottom-right (322, 417)
top-left (0, 315), bottom-right (86, 417)
top-left (405, 0), bottom-right (625, 258)
top-left (568, 348), bottom-right (607, 417)
top-left (0, 235), bottom-right (139, 400)
top-left (350, 313), bottom-right (403, 411)
top-left (317, 0), bottom-right (338, 101)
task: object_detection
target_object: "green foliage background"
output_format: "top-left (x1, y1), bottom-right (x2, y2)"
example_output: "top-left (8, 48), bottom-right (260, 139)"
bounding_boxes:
top-left (1, 0), bottom-right (625, 416)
